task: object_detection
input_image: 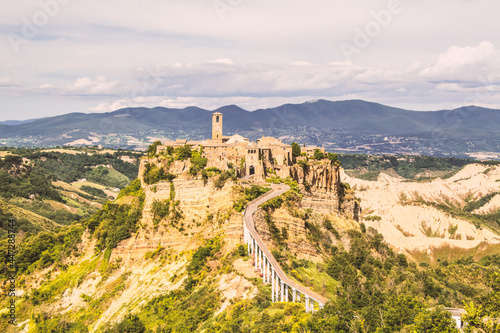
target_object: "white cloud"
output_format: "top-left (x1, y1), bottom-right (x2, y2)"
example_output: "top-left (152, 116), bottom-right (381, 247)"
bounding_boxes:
top-left (207, 58), bottom-right (234, 65)
top-left (435, 83), bottom-right (464, 92)
top-left (2, 0), bottom-right (500, 120)
top-left (89, 100), bottom-right (130, 113)
top-left (39, 83), bottom-right (55, 89)
top-left (66, 76), bottom-right (122, 95)
top-left (421, 41), bottom-right (500, 81)
top-left (0, 77), bottom-right (12, 85)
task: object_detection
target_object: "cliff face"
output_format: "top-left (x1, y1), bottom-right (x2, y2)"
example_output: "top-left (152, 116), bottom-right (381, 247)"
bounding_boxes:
top-left (248, 162), bottom-right (361, 261)
top-left (138, 157), bottom-right (190, 184)
top-left (289, 161), bottom-right (341, 194)
top-left (289, 162), bottom-right (359, 220)
top-left (117, 159), bottom-right (243, 263)
top-left (113, 178), bottom-right (243, 263)
top-left (253, 208), bottom-right (323, 261)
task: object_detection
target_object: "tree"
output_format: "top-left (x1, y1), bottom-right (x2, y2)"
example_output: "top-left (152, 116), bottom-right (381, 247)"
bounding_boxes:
top-left (462, 302), bottom-right (487, 333)
top-left (383, 295), bottom-right (424, 331)
top-left (412, 306), bottom-right (459, 333)
top-left (327, 152), bottom-right (339, 164)
top-left (291, 142), bottom-right (301, 157)
top-left (176, 145), bottom-right (192, 161)
top-left (314, 149), bottom-right (325, 160)
top-left (189, 150), bottom-right (208, 176)
top-left (147, 140), bottom-right (162, 157)
top-left (105, 314), bottom-right (145, 333)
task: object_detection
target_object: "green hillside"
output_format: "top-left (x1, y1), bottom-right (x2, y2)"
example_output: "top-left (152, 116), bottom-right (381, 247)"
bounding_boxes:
top-left (1, 150), bottom-right (499, 332)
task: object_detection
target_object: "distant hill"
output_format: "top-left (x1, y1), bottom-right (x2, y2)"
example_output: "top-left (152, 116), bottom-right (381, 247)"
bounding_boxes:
top-left (0, 118), bottom-right (40, 125)
top-left (1, 100), bottom-right (499, 158)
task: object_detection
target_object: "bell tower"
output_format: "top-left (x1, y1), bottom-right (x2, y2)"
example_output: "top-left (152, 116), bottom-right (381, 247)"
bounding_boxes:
top-left (212, 112), bottom-right (223, 143)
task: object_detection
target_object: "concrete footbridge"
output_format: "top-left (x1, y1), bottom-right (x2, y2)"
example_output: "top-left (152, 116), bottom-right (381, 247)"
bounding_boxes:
top-left (243, 183), bottom-right (328, 312)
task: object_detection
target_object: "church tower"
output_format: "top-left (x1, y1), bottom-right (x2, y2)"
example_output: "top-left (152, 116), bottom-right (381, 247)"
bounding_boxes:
top-left (212, 112), bottom-right (223, 143)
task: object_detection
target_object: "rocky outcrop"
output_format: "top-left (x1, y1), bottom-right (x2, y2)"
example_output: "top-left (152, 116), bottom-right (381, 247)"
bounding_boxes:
top-left (138, 157), bottom-right (190, 186)
top-left (289, 161), bottom-right (340, 193)
top-left (113, 177), bottom-right (243, 262)
top-left (289, 162), bottom-right (360, 220)
top-left (341, 199), bottom-right (360, 222)
top-left (253, 208), bottom-right (320, 261)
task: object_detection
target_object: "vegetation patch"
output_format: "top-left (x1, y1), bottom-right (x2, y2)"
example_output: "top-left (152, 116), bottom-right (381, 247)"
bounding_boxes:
top-left (12, 223), bottom-right (85, 276)
top-left (142, 162), bottom-right (176, 185)
top-left (233, 185), bottom-right (270, 212)
top-left (151, 184), bottom-right (183, 229)
top-left (339, 154), bottom-right (477, 180)
top-left (86, 181), bottom-right (145, 252)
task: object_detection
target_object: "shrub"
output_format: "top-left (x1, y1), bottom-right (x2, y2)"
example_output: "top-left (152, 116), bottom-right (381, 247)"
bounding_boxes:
top-left (187, 237), bottom-right (222, 276)
top-left (104, 314), bottom-right (145, 333)
top-left (234, 185), bottom-right (271, 212)
top-left (327, 152), bottom-right (339, 164)
top-left (314, 149), bottom-right (325, 160)
top-left (291, 142), bottom-right (301, 157)
top-left (147, 140), bottom-right (162, 157)
top-left (189, 150), bottom-right (208, 176)
top-left (80, 185), bottom-right (107, 198)
top-left (142, 163), bottom-right (176, 185)
top-left (175, 145), bottom-right (192, 161)
top-left (213, 170), bottom-right (236, 189)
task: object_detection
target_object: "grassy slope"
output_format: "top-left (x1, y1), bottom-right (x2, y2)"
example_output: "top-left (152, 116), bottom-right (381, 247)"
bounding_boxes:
top-left (0, 199), bottom-right (61, 232)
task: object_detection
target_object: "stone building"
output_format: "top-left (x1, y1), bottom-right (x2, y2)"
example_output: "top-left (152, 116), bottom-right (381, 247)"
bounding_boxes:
top-left (157, 112), bottom-right (324, 179)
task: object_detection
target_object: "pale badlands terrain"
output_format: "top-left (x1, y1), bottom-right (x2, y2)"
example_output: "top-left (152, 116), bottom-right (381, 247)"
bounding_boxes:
top-left (343, 164), bottom-right (500, 252)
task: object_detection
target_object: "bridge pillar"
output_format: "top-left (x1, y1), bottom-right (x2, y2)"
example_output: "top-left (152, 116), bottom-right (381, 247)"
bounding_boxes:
top-left (273, 270), bottom-right (277, 302)
top-left (258, 247), bottom-right (261, 271)
top-left (275, 275), bottom-right (279, 303)
top-left (292, 288), bottom-right (296, 302)
top-left (266, 260), bottom-right (270, 284)
top-left (246, 230), bottom-right (251, 255)
top-left (262, 256), bottom-right (266, 283)
top-left (285, 284), bottom-right (288, 301)
top-left (257, 248), bottom-right (260, 269)
top-left (305, 296), bottom-right (310, 313)
top-left (264, 259), bottom-right (267, 283)
top-left (271, 268), bottom-right (274, 301)
top-left (254, 245), bottom-right (258, 271)
top-left (260, 249), bottom-right (266, 276)
top-left (280, 280), bottom-right (284, 302)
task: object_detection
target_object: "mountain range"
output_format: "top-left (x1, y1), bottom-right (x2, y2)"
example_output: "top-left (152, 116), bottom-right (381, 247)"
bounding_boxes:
top-left (1, 99), bottom-right (499, 158)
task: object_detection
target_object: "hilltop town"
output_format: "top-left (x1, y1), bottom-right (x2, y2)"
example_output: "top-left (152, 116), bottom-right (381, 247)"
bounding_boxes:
top-left (155, 112), bottom-right (326, 179)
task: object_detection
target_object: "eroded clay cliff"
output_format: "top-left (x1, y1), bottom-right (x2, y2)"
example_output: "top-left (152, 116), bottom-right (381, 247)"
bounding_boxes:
top-left (289, 161), bottom-right (360, 220)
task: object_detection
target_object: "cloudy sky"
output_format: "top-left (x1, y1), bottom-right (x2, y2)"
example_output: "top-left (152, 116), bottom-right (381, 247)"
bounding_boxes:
top-left (1, 0), bottom-right (499, 121)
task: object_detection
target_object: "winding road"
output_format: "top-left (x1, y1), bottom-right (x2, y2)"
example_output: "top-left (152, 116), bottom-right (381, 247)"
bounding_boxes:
top-left (244, 183), bottom-right (328, 307)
